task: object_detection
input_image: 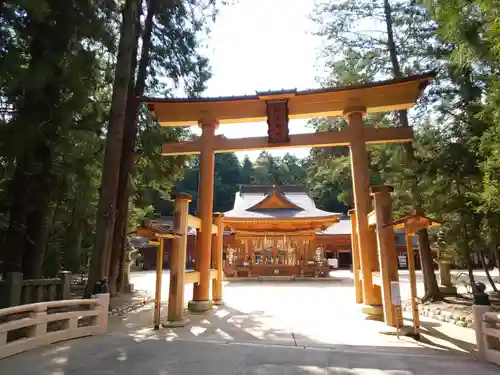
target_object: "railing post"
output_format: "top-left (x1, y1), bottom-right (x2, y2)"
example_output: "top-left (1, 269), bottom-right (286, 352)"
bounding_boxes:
top-left (166, 193), bottom-right (191, 327)
top-left (4, 272), bottom-right (22, 307)
top-left (35, 285), bottom-right (44, 302)
top-left (0, 330), bottom-right (6, 346)
top-left (58, 271), bottom-right (71, 300)
top-left (473, 304), bottom-right (491, 361)
top-left (48, 284), bottom-right (57, 301)
top-left (31, 303), bottom-right (48, 338)
top-left (94, 293), bottom-right (110, 334)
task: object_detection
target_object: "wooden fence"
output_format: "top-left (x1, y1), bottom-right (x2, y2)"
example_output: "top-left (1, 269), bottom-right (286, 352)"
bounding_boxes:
top-left (473, 305), bottom-right (500, 367)
top-left (0, 293), bottom-right (109, 359)
top-left (0, 272), bottom-right (71, 308)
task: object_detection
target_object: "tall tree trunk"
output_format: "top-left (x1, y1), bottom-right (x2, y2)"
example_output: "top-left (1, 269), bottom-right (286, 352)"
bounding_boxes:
top-left (490, 219), bottom-right (500, 276)
top-left (494, 247), bottom-right (500, 277)
top-left (63, 197), bottom-right (82, 273)
top-left (455, 178), bottom-right (475, 289)
top-left (383, 0), bottom-right (441, 301)
top-left (85, 0), bottom-right (139, 297)
top-left (3, 156), bottom-right (31, 275)
top-left (479, 251), bottom-right (498, 292)
top-left (109, 0), bottom-right (157, 295)
top-left (22, 144), bottom-right (55, 278)
top-left (3, 4), bottom-right (68, 277)
top-left (108, 6), bottom-right (141, 296)
top-left (116, 222), bottom-right (129, 294)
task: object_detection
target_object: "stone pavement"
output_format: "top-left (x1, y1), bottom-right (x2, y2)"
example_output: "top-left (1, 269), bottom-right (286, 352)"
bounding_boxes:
top-left (1, 327), bottom-right (497, 374)
top-left (1, 280), bottom-right (498, 374)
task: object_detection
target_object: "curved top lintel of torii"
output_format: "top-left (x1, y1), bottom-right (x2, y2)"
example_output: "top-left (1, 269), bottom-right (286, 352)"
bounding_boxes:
top-left (143, 72), bottom-right (435, 127)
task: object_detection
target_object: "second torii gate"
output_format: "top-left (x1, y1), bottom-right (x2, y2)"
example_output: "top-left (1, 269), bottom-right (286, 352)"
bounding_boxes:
top-left (142, 72), bottom-right (435, 316)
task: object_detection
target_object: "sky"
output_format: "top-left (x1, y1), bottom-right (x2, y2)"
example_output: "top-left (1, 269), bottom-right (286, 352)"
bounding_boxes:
top-left (190, 0), bottom-right (322, 161)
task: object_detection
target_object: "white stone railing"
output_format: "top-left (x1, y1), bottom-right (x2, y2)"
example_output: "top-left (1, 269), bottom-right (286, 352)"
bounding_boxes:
top-left (0, 293), bottom-right (109, 360)
top-left (473, 305), bottom-right (500, 366)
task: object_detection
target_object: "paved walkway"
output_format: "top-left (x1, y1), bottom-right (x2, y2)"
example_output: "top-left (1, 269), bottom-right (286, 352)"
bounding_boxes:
top-left (1, 279), bottom-right (498, 374)
top-left (2, 330), bottom-right (497, 375)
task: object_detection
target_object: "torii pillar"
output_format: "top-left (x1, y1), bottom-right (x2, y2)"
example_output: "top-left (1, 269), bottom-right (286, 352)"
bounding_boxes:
top-left (212, 213), bottom-right (224, 305)
top-left (188, 120), bottom-right (217, 313)
top-left (370, 185), bottom-right (400, 327)
top-left (345, 108), bottom-right (383, 319)
top-left (348, 209), bottom-right (363, 304)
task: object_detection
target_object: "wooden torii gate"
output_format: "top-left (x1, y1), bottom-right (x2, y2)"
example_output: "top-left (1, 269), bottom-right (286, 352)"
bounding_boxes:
top-left (141, 73), bottom-right (435, 317)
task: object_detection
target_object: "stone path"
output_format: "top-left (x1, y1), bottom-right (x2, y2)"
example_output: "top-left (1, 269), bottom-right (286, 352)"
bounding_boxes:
top-left (1, 328), bottom-right (497, 374)
top-left (1, 277), bottom-right (498, 374)
top-left (108, 290), bottom-right (153, 316)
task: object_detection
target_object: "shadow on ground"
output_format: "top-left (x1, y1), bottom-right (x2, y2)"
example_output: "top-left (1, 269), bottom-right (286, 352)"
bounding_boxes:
top-left (1, 301), bottom-right (498, 375)
top-left (1, 281), bottom-right (498, 374)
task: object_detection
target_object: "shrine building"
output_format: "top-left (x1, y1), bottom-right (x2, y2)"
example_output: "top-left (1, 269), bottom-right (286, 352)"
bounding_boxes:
top-left (136, 184), bottom-right (417, 274)
top-left (222, 184), bottom-right (340, 277)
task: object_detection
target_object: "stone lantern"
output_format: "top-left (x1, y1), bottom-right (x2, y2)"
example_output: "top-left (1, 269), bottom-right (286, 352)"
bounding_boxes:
top-left (436, 230), bottom-right (457, 295)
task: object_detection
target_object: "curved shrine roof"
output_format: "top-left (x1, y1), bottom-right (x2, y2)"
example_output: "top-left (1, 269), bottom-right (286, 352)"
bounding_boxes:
top-left (223, 185), bottom-right (341, 222)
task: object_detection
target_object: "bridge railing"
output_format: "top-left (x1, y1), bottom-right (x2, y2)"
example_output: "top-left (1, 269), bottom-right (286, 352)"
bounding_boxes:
top-left (473, 305), bottom-right (500, 366)
top-left (0, 293), bottom-right (109, 360)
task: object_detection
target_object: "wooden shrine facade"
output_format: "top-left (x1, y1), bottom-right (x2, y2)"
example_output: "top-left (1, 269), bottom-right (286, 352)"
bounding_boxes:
top-left (135, 215), bottom-right (418, 272)
top-left (222, 185), bottom-right (341, 277)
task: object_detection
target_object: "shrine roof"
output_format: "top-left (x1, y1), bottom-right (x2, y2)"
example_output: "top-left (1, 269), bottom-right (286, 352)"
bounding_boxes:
top-left (317, 218), bottom-right (352, 235)
top-left (224, 185), bottom-right (341, 221)
top-left (142, 72), bottom-right (435, 126)
top-left (316, 218), bottom-right (420, 239)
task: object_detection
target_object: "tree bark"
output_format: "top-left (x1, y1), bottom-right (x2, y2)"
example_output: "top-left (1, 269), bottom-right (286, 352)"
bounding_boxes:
top-left (108, 5), bottom-right (142, 296)
top-left (116, 220), bottom-right (129, 294)
top-left (109, 0), bottom-right (157, 295)
top-left (494, 247), bottom-right (500, 277)
top-left (490, 219), bottom-right (500, 276)
top-left (85, 0), bottom-right (139, 297)
top-left (383, 0), bottom-right (441, 301)
top-left (455, 178), bottom-right (475, 290)
top-left (3, 156), bottom-right (31, 275)
top-left (21, 144), bottom-right (55, 278)
top-left (3, 4), bottom-right (68, 278)
top-left (479, 251), bottom-right (498, 292)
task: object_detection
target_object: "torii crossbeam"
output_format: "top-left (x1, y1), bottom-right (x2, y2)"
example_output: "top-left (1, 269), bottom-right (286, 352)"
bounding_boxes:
top-left (142, 72), bottom-right (435, 317)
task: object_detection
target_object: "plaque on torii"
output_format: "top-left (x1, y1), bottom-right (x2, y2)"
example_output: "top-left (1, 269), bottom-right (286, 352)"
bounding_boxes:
top-left (266, 100), bottom-right (290, 143)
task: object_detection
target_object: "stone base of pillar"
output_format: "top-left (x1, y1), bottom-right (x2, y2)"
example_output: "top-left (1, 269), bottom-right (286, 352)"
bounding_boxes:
top-left (162, 318), bottom-right (190, 328)
top-left (188, 300), bottom-right (213, 313)
top-left (361, 304), bottom-right (384, 321)
top-left (213, 299), bottom-right (224, 306)
top-left (439, 284), bottom-right (457, 295)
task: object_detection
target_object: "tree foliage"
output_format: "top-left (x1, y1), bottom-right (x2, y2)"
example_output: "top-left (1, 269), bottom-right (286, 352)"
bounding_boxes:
top-left (309, 0), bottom-right (500, 291)
top-left (0, 0), bottom-right (221, 292)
